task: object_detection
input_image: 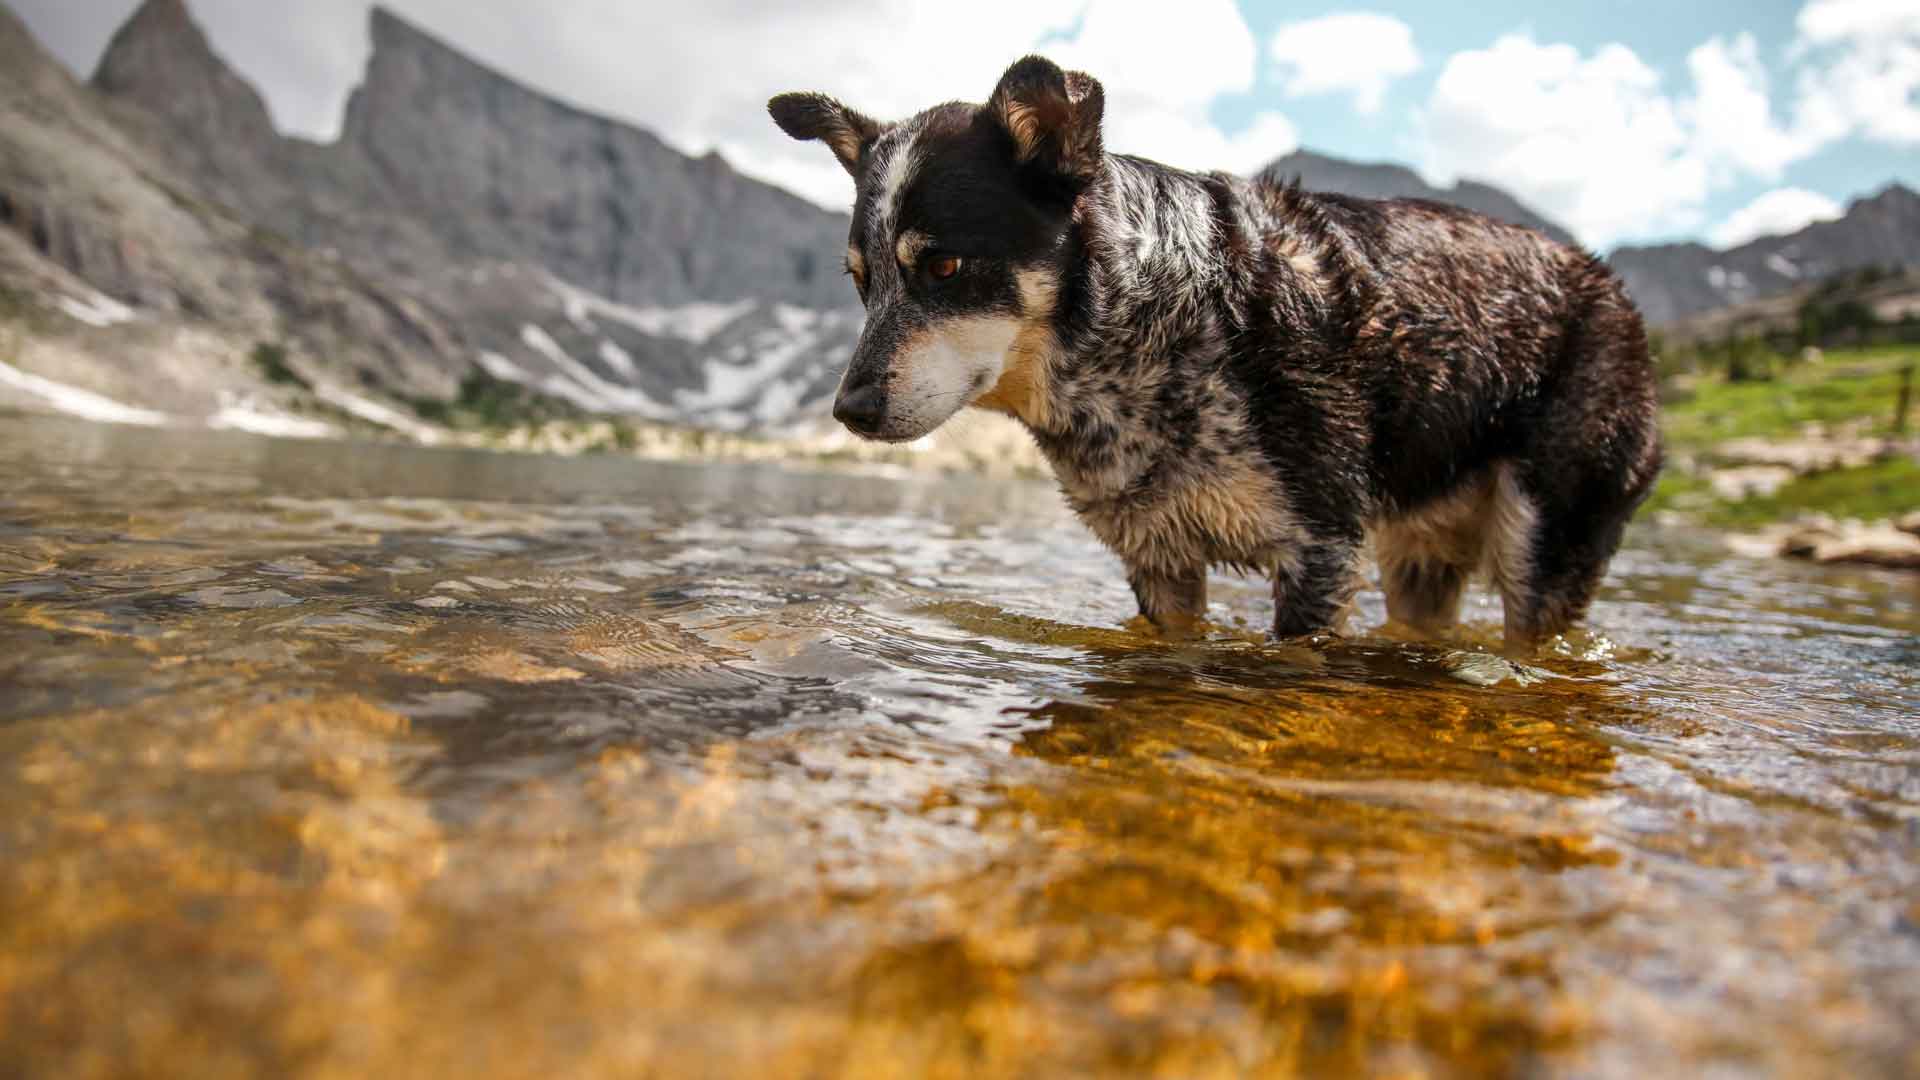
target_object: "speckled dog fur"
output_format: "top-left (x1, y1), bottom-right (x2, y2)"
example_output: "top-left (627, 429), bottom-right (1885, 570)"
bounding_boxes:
top-left (771, 56), bottom-right (1661, 647)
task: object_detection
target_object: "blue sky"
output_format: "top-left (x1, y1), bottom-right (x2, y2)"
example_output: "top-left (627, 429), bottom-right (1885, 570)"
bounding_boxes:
top-left (1213, 1), bottom-right (1916, 249)
top-left (13, 0), bottom-right (1918, 253)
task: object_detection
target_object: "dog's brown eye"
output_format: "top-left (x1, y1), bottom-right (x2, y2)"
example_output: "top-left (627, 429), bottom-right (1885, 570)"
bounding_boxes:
top-left (928, 255), bottom-right (962, 281)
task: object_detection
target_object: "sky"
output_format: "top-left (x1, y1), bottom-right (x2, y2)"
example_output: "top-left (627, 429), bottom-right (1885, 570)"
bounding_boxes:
top-left (12, 0), bottom-right (1919, 253)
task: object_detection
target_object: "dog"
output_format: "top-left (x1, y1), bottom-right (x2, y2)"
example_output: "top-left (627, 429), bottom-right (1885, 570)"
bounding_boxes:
top-left (769, 56), bottom-right (1661, 648)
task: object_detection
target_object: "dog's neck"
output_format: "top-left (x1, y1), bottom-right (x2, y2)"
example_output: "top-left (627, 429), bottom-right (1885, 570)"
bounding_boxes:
top-left (1005, 156), bottom-right (1237, 434)
top-left (985, 157), bottom-right (1255, 502)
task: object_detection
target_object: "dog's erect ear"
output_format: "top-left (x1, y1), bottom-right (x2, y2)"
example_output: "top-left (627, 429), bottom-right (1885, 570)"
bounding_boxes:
top-left (987, 55), bottom-right (1105, 187)
top-left (767, 92), bottom-right (885, 178)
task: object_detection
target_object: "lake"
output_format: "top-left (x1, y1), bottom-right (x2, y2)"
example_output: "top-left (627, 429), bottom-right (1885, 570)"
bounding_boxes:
top-left (2, 412), bottom-right (1916, 1077)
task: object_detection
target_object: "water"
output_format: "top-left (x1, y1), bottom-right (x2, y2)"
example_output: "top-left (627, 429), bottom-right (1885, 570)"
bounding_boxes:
top-left (2, 412), bottom-right (1916, 1078)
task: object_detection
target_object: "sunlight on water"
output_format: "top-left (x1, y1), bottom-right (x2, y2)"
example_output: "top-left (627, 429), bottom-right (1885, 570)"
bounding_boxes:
top-left (2, 413), bottom-right (1917, 1077)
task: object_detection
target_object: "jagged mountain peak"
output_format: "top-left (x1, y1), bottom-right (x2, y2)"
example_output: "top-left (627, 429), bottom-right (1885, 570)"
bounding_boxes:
top-left (1856, 182), bottom-right (1918, 214)
top-left (92, 0), bottom-right (276, 143)
top-left (364, 3), bottom-right (486, 73)
top-left (96, 0), bottom-right (221, 83)
top-left (345, 2), bottom-right (668, 157)
top-left (0, 1), bottom-right (43, 54)
top-left (0, 2), bottom-right (73, 91)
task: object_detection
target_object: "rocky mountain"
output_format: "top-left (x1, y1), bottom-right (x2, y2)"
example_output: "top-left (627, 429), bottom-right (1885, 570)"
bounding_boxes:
top-left (1610, 185), bottom-right (1920, 326)
top-left (1653, 266), bottom-right (1920, 348)
top-left (97, 3), bottom-right (852, 311)
top-left (0, 0), bottom-right (467, 430)
top-left (1257, 150), bottom-right (1579, 249)
top-left (1, 0), bottom-right (858, 437)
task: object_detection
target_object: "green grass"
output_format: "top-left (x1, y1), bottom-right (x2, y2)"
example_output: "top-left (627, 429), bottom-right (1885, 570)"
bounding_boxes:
top-left (249, 342), bottom-right (310, 391)
top-left (1638, 469), bottom-right (1712, 519)
top-left (1651, 346), bottom-right (1919, 527)
top-left (1661, 347), bottom-right (1916, 452)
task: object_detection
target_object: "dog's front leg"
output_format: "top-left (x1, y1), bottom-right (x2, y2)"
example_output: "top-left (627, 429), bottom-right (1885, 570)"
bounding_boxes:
top-left (1271, 538), bottom-right (1363, 639)
top-left (1127, 565), bottom-right (1207, 634)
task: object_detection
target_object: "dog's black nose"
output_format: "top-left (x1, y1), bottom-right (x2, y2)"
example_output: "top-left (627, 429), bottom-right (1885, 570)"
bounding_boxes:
top-left (833, 384), bottom-right (885, 434)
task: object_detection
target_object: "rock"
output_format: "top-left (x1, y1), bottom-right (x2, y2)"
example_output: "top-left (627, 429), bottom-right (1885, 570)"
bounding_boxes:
top-left (1724, 529), bottom-right (1793, 559)
top-left (1898, 510), bottom-right (1920, 537)
top-left (1443, 652), bottom-right (1548, 688)
top-left (1712, 437), bottom-right (1889, 474)
top-left (1777, 519), bottom-right (1920, 569)
top-left (1707, 464), bottom-right (1796, 499)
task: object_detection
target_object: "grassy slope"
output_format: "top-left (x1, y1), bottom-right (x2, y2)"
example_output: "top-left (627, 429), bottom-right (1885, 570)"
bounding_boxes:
top-left (1647, 347), bottom-right (1918, 525)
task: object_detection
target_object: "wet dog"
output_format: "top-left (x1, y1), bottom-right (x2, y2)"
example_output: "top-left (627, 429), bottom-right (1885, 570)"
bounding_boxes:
top-left (769, 56), bottom-right (1660, 647)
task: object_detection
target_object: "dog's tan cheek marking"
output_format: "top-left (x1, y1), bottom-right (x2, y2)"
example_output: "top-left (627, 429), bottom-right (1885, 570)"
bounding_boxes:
top-left (973, 268), bottom-right (1060, 429)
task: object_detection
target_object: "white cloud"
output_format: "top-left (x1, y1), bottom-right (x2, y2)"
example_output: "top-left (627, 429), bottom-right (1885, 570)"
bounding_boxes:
top-left (1708, 187), bottom-right (1844, 249)
top-left (1041, 0), bottom-right (1295, 173)
top-left (1420, 35), bottom-right (1710, 247)
top-left (1796, 0), bottom-right (1920, 43)
top-left (1267, 13), bottom-right (1419, 115)
top-left (1414, 16), bottom-right (1913, 250)
top-left (1684, 33), bottom-right (1822, 181)
top-left (1791, 0), bottom-right (1920, 147)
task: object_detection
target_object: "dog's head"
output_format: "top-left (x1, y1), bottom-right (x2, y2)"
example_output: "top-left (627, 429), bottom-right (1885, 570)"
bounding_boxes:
top-left (769, 56), bottom-right (1104, 441)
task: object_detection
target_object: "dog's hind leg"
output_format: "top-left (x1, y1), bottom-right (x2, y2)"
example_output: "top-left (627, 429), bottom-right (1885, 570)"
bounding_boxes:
top-left (1494, 303), bottom-right (1661, 648)
top-left (1489, 463), bottom-right (1638, 647)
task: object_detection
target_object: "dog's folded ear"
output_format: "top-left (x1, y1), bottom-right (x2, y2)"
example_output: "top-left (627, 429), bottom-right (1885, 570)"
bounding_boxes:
top-left (767, 93), bottom-right (885, 178)
top-left (988, 55), bottom-right (1105, 189)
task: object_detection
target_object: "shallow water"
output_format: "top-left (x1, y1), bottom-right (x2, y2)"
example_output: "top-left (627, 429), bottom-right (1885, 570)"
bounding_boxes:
top-left (2, 411), bottom-right (1917, 1078)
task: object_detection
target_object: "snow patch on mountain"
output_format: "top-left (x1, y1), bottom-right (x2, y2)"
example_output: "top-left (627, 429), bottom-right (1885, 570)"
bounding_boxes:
top-left (313, 383), bottom-right (445, 443)
top-left (544, 274), bottom-right (755, 345)
top-left (0, 359), bottom-right (167, 425)
top-left (211, 391), bottom-right (337, 439)
top-left (57, 289), bottom-right (137, 328)
top-left (477, 350), bottom-right (533, 383)
top-left (518, 323), bottom-right (676, 418)
top-left (678, 309), bottom-right (858, 414)
top-left (598, 341), bottom-right (636, 377)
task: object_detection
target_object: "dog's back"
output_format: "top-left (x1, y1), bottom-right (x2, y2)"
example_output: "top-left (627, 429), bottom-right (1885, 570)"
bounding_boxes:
top-left (1244, 181), bottom-right (1661, 642)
